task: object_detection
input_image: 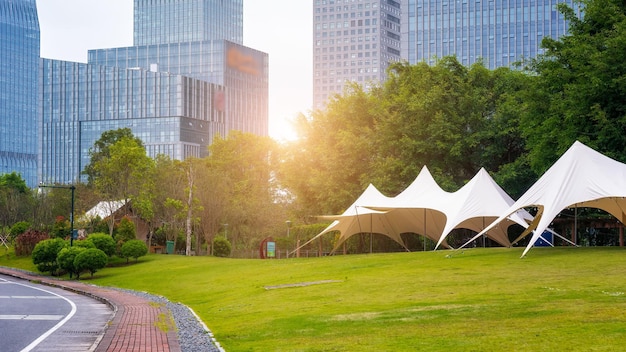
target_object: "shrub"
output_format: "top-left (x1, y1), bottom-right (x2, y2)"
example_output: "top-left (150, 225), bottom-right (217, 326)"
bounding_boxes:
top-left (87, 233), bottom-right (116, 256)
top-left (213, 236), bottom-right (231, 257)
top-left (32, 238), bottom-right (66, 275)
top-left (15, 230), bottom-right (49, 256)
top-left (57, 246), bottom-right (86, 279)
top-left (51, 216), bottom-right (71, 239)
top-left (120, 240), bottom-right (148, 263)
top-left (73, 239), bottom-right (96, 249)
top-left (9, 221), bottom-right (30, 241)
top-left (74, 248), bottom-right (108, 279)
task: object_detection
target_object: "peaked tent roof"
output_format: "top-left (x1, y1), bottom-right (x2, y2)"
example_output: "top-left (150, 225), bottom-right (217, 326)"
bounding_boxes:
top-left (302, 184), bottom-right (409, 253)
top-left (461, 141), bottom-right (626, 257)
top-left (433, 168), bottom-right (532, 249)
top-left (364, 165), bottom-right (451, 245)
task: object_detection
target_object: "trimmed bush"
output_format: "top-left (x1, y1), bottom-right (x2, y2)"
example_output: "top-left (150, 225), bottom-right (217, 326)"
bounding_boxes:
top-left (120, 240), bottom-right (148, 263)
top-left (57, 246), bottom-right (86, 279)
top-left (32, 238), bottom-right (66, 275)
top-left (213, 236), bottom-right (231, 257)
top-left (87, 233), bottom-right (116, 256)
top-left (74, 248), bottom-right (108, 279)
top-left (73, 239), bottom-right (96, 249)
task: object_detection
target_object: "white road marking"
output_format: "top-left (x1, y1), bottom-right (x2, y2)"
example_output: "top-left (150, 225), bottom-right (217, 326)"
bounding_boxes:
top-left (1, 280), bottom-right (78, 352)
top-left (0, 314), bottom-right (64, 320)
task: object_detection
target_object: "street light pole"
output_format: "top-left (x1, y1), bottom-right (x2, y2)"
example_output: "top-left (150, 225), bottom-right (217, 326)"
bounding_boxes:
top-left (39, 184), bottom-right (76, 246)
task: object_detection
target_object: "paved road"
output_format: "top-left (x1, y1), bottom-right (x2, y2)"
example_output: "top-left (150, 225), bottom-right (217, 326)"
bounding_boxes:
top-left (0, 274), bottom-right (114, 352)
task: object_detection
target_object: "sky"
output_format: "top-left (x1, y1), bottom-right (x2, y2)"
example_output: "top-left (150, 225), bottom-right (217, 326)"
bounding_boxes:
top-left (35, 0), bottom-right (312, 141)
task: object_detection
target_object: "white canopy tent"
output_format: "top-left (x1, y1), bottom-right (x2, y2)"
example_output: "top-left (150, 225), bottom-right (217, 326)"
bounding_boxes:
top-left (301, 184), bottom-right (410, 254)
top-left (460, 141), bottom-right (626, 257)
top-left (431, 168), bottom-right (533, 249)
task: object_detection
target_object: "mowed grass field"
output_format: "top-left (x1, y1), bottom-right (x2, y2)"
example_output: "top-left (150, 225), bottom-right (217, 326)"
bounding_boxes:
top-left (3, 247), bottom-right (626, 351)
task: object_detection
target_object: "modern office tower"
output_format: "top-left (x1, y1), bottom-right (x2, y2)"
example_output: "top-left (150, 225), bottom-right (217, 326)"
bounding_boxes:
top-left (39, 0), bottom-right (268, 184)
top-left (0, 0), bottom-right (39, 187)
top-left (402, 0), bottom-right (577, 69)
top-left (313, 0), bottom-right (402, 110)
top-left (133, 0), bottom-right (243, 46)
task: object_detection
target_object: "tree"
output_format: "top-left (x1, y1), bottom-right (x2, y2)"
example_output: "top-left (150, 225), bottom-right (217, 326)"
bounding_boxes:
top-left (523, 0), bottom-right (626, 172)
top-left (74, 248), bottom-right (108, 279)
top-left (206, 132), bottom-right (282, 251)
top-left (120, 239), bottom-right (148, 263)
top-left (32, 238), bottom-right (66, 275)
top-left (90, 135), bottom-right (154, 236)
top-left (83, 128), bottom-right (144, 184)
top-left (114, 216), bottom-right (136, 248)
top-left (0, 172), bottom-right (35, 227)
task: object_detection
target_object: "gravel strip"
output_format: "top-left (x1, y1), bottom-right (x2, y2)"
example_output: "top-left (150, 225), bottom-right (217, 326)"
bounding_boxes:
top-left (114, 288), bottom-right (224, 352)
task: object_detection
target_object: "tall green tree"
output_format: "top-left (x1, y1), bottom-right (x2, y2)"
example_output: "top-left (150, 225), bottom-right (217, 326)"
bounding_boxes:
top-left (0, 172), bottom-right (35, 227)
top-left (523, 0), bottom-right (626, 172)
top-left (206, 131), bottom-right (281, 250)
top-left (83, 128), bottom-right (144, 184)
top-left (282, 84), bottom-right (380, 217)
top-left (91, 135), bottom-right (154, 235)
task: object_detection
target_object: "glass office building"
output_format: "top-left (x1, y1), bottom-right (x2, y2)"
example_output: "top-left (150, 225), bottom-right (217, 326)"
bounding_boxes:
top-left (0, 0), bottom-right (39, 187)
top-left (133, 0), bottom-right (243, 46)
top-left (313, 0), bottom-right (402, 109)
top-left (39, 0), bottom-right (268, 184)
top-left (402, 0), bottom-right (577, 69)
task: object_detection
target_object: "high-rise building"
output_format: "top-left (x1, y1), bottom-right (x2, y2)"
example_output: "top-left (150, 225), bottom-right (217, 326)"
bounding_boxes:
top-left (402, 0), bottom-right (577, 69)
top-left (0, 0), bottom-right (39, 187)
top-left (39, 0), bottom-right (268, 184)
top-left (313, 0), bottom-right (402, 110)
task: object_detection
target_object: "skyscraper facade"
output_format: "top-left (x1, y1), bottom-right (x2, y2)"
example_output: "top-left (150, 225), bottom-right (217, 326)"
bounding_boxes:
top-left (402, 0), bottom-right (577, 69)
top-left (0, 0), bottom-right (39, 187)
top-left (133, 0), bottom-right (243, 46)
top-left (313, 0), bottom-right (402, 109)
top-left (39, 0), bottom-right (268, 184)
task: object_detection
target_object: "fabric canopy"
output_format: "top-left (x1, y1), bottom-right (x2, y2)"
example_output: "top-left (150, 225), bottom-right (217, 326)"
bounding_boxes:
top-left (432, 168), bottom-right (532, 249)
top-left (461, 141), bottom-right (626, 257)
top-left (370, 167), bottom-right (531, 249)
top-left (305, 184), bottom-right (409, 253)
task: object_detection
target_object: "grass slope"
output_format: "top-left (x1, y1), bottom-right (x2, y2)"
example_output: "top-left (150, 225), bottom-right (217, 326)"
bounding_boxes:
top-left (3, 247), bottom-right (626, 351)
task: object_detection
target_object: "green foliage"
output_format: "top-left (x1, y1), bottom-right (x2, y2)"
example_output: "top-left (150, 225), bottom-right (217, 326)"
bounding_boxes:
top-left (87, 233), bottom-right (116, 256)
top-left (32, 238), bottom-right (66, 275)
top-left (50, 216), bottom-right (71, 239)
top-left (0, 173), bottom-right (35, 228)
top-left (74, 248), bottom-right (108, 279)
top-left (212, 236), bottom-right (231, 257)
top-left (73, 239), bottom-right (96, 249)
top-left (9, 221), bottom-right (30, 240)
top-left (57, 246), bottom-right (86, 278)
top-left (15, 230), bottom-right (49, 256)
top-left (83, 128), bottom-right (144, 184)
top-left (120, 239), bottom-right (148, 263)
top-left (114, 217), bottom-right (136, 245)
top-left (523, 0), bottom-right (626, 172)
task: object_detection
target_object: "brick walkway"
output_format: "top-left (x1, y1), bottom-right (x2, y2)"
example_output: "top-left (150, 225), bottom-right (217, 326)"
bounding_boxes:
top-left (0, 267), bottom-right (181, 352)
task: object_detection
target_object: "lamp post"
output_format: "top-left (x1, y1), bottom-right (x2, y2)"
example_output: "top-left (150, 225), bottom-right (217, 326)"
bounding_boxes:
top-left (39, 184), bottom-right (76, 246)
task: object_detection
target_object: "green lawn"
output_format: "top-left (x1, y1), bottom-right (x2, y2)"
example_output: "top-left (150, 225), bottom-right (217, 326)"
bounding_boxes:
top-left (3, 247), bottom-right (626, 351)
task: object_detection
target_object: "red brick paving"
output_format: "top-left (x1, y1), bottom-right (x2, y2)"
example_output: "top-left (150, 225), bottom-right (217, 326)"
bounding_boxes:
top-left (0, 267), bottom-right (181, 352)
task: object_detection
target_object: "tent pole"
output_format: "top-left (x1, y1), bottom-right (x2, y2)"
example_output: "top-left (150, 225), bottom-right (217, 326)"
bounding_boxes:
top-left (574, 207), bottom-right (578, 245)
top-left (423, 208), bottom-right (427, 251)
top-left (370, 213), bottom-right (374, 254)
